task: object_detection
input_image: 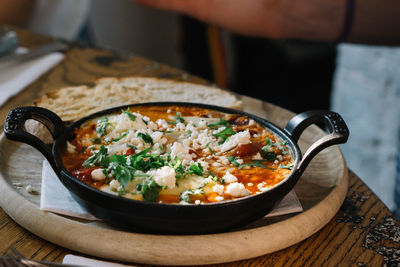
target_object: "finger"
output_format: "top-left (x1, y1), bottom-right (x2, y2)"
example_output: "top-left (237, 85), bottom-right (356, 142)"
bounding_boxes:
top-left (133, 0), bottom-right (213, 19)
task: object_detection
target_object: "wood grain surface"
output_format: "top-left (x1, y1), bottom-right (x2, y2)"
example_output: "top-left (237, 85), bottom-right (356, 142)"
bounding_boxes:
top-left (0, 26), bottom-right (400, 266)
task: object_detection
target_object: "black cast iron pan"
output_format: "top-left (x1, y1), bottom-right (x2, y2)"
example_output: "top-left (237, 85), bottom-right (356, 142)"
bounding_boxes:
top-left (4, 102), bottom-right (349, 234)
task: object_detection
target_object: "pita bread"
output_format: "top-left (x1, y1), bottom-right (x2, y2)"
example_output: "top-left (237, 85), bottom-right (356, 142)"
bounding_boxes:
top-left (34, 77), bottom-right (242, 121)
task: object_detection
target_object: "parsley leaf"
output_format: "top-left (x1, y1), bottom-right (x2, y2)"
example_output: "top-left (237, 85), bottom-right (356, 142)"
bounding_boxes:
top-left (91, 137), bottom-right (101, 144)
top-left (261, 149), bottom-right (277, 161)
top-left (175, 112), bottom-right (185, 123)
top-left (112, 132), bottom-right (128, 142)
top-left (207, 118), bottom-right (230, 129)
top-left (169, 157), bottom-right (185, 179)
top-left (137, 177), bottom-right (162, 202)
top-left (212, 127), bottom-right (236, 142)
top-left (278, 163), bottom-right (294, 170)
top-left (209, 171), bottom-right (225, 184)
top-left (188, 163), bottom-right (203, 176)
top-left (121, 109), bottom-right (137, 122)
top-left (238, 161), bottom-right (266, 170)
top-left (167, 112), bottom-right (185, 124)
top-left (206, 142), bottom-right (216, 155)
top-left (107, 161), bottom-right (134, 187)
top-left (129, 148), bottom-right (165, 171)
top-left (227, 155), bottom-right (240, 167)
top-left (83, 145), bottom-right (109, 167)
top-left (96, 117), bottom-right (111, 137)
top-left (137, 132), bottom-right (153, 144)
top-left (179, 188), bottom-right (204, 204)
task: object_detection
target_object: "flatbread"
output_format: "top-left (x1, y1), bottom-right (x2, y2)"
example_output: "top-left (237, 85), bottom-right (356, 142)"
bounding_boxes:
top-left (34, 77), bottom-right (242, 121)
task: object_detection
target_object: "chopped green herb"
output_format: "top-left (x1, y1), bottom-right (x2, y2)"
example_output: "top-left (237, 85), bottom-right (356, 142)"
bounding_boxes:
top-left (207, 118), bottom-right (230, 129)
top-left (261, 149), bottom-right (277, 161)
top-left (209, 171), bottom-right (225, 184)
top-left (188, 163), bottom-right (203, 176)
top-left (138, 177), bottom-right (162, 202)
top-left (129, 148), bottom-right (165, 172)
top-left (179, 188), bottom-right (204, 203)
top-left (83, 145), bottom-right (109, 167)
top-left (91, 137), bottom-right (101, 144)
top-left (137, 132), bottom-right (153, 144)
top-left (169, 157), bottom-right (185, 179)
top-left (212, 127), bottom-right (236, 142)
top-left (118, 187), bottom-right (128, 196)
top-left (176, 112), bottom-right (185, 123)
top-left (78, 146), bottom-right (86, 155)
top-left (142, 118), bottom-right (148, 125)
top-left (278, 163), bottom-right (294, 170)
top-left (188, 130), bottom-right (192, 137)
top-left (112, 132), bottom-right (128, 142)
top-left (261, 138), bottom-right (289, 161)
top-left (121, 109), bottom-right (137, 122)
top-left (127, 144), bottom-right (137, 151)
top-left (206, 142), bottom-right (216, 155)
top-left (96, 117), bottom-right (111, 137)
top-left (239, 161), bottom-right (266, 170)
top-left (168, 112), bottom-right (185, 125)
top-left (227, 155), bottom-right (240, 167)
top-left (107, 161), bottom-right (134, 187)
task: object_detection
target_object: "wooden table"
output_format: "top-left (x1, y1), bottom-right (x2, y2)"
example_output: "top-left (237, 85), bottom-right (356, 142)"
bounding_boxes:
top-left (1, 27), bottom-right (400, 267)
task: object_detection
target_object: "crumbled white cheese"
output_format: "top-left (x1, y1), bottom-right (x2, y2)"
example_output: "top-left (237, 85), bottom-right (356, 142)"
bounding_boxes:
top-left (219, 156), bottom-right (230, 165)
top-left (192, 132), bottom-right (213, 149)
top-left (220, 130), bottom-right (251, 152)
top-left (109, 112), bottom-right (147, 133)
top-left (212, 184), bottom-right (224, 195)
top-left (212, 162), bottom-right (222, 167)
top-left (257, 182), bottom-right (271, 192)
top-left (110, 180), bottom-right (120, 190)
top-left (226, 182), bottom-right (251, 197)
top-left (107, 143), bottom-right (131, 155)
top-left (66, 141), bottom-right (76, 153)
top-left (198, 161), bottom-right (209, 172)
top-left (91, 169), bottom-right (106, 181)
top-left (222, 172), bottom-right (238, 183)
top-left (170, 142), bottom-right (192, 161)
top-left (195, 200), bottom-right (201, 205)
top-left (215, 196), bottom-right (224, 201)
top-left (156, 119), bottom-right (169, 129)
top-left (175, 122), bottom-right (186, 131)
top-left (148, 121), bottom-right (158, 131)
top-left (252, 153), bottom-right (263, 160)
top-left (197, 119), bottom-right (207, 129)
top-left (247, 182), bottom-right (254, 186)
top-left (263, 145), bottom-right (273, 152)
top-left (148, 166), bottom-right (176, 189)
top-left (151, 131), bottom-right (164, 144)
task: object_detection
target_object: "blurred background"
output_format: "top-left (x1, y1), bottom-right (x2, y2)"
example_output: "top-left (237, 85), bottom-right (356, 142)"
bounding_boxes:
top-left (2, 0), bottom-right (400, 215)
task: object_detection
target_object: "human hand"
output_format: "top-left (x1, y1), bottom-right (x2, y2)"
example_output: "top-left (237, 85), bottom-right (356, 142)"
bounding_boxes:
top-left (133, 0), bottom-right (287, 38)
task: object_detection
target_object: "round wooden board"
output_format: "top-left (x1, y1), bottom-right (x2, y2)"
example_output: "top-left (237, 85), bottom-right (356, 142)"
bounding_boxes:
top-left (0, 97), bottom-right (348, 265)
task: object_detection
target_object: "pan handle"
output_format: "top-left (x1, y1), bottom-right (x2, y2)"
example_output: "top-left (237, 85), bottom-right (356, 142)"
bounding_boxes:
top-left (4, 106), bottom-right (66, 172)
top-left (283, 110), bottom-right (349, 174)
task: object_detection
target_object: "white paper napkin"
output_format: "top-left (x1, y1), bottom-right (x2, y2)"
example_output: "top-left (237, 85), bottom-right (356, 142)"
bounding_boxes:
top-left (63, 254), bottom-right (132, 267)
top-left (0, 47), bottom-right (64, 107)
top-left (40, 160), bottom-right (302, 220)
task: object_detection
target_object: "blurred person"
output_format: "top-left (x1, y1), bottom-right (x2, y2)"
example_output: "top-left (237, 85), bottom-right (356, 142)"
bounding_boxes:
top-left (134, 0), bottom-right (400, 212)
top-left (0, 0), bottom-right (90, 41)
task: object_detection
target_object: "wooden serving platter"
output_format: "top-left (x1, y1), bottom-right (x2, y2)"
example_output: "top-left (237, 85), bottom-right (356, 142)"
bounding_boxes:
top-left (0, 96), bottom-right (348, 265)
